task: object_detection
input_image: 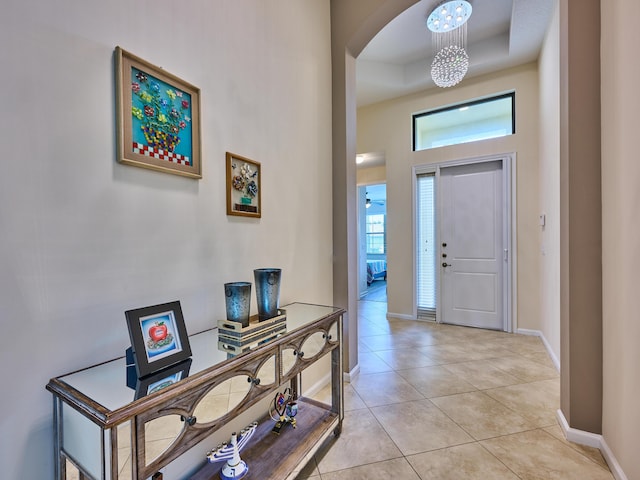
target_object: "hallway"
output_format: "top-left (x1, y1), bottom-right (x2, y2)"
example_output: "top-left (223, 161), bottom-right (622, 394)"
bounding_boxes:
top-left (302, 300), bottom-right (613, 479)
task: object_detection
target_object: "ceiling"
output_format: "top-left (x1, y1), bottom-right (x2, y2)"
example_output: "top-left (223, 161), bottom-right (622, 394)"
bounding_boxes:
top-left (356, 0), bottom-right (555, 108)
top-left (355, 0), bottom-right (555, 142)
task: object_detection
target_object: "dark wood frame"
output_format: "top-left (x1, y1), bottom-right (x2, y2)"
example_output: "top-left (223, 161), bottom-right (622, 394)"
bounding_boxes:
top-left (115, 46), bottom-right (202, 179)
top-left (226, 152), bottom-right (262, 218)
top-left (125, 300), bottom-right (192, 378)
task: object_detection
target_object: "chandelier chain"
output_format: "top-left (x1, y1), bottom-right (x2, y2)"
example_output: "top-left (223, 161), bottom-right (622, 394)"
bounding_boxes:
top-left (428, 1), bottom-right (472, 88)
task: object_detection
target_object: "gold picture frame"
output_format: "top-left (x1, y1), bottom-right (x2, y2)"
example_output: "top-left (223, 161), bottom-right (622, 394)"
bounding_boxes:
top-left (115, 46), bottom-right (202, 179)
top-left (226, 152), bottom-right (261, 218)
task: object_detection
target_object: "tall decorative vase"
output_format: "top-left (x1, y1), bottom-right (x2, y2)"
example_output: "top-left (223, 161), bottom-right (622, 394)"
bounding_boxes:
top-left (253, 268), bottom-right (281, 321)
top-left (224, 282), bottom-right (252, 327)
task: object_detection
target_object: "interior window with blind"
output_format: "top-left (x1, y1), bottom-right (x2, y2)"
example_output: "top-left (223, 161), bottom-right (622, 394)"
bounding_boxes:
top-left (416, 173), bottom-right (436, 319)
top-left (413, 92), bottom-right (515, 151)
top-left (366, 214), bottom-right (386, 254)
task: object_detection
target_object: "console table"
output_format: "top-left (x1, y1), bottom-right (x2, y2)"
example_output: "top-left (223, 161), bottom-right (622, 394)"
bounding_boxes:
top-left (46, 303), bottom-right (344, 480)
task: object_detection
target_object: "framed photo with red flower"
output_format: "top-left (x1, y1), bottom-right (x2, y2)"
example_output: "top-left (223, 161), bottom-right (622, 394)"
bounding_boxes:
top-left (125, 300), bottom-right (192, 378)
top-left (226, 152), bottom-right (262, 218)
top-left (115, 46), bottom-right (202, 179)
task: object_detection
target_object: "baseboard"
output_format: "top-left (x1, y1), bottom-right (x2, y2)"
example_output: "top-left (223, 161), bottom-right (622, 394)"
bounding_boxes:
top-left (600, 437), bottom-right (630, 480)
top-left (556, 409), bottom-right (601, 448)
top-left (386, 311), bottom-right (416, 321)
top-left (556, 409), bottom-right (629, 480)
top-left (343, 363), bottom-right (360, 383)
top-left (386, 311), bottom-right (439, 323)
top-left (303, 372), bottom-right (331, 397)
top-left (516, 328), bottom-right (560, 371)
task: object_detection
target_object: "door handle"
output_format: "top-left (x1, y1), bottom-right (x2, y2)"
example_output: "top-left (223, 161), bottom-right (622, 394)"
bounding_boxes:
top-left (442, 262), bottom-right (450, 268)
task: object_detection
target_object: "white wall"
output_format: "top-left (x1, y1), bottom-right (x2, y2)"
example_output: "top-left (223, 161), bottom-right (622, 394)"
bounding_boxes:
top-left (601, 0), bottom-right (640, 478)
top-left (357, 64), bottom-right (541, 331)
top-left (357, 165), bottom-right (387, 186)
top-left (538, 1), bottom-right (561, 364)
top-left (0, 1), bottom-right (333, 479)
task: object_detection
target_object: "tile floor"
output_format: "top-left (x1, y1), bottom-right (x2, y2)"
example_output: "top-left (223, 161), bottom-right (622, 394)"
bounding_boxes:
top-left (299, 299), bottom-right (614, 480)
top-left (361, 279), bottom-right (387, 303)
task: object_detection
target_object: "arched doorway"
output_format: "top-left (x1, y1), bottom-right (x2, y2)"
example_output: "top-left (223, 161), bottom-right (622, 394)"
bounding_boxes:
top-left (330, 0), bottom-right (604, 443)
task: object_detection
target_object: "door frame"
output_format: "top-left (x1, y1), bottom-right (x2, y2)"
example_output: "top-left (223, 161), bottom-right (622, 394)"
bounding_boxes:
top-left (413, 152), bottom-right (517, 332)
top-left (357, 182), bottom-right (387, 299)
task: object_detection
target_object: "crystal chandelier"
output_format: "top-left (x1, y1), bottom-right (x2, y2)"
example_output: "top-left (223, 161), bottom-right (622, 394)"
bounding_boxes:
top-left (431, 45), bottom-right (469, 88)
top-left (427, 1), bottom-right (472, 88)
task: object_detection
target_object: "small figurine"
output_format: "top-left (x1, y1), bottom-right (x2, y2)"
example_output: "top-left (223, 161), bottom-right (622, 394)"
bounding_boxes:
top-left (271, 388), bottom-right (298, 434)
top-left (206, 422), bottom-right (258, 480)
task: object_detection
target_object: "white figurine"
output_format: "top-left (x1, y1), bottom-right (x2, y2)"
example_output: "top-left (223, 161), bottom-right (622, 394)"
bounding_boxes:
top-left (207, 422), bottom-right (258, 480)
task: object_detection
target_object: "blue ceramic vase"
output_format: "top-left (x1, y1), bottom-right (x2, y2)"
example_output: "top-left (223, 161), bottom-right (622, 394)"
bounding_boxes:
top-left (253, 268), bottom-right (281, 321)
top-left (224, 282), bottom-right (252, 327)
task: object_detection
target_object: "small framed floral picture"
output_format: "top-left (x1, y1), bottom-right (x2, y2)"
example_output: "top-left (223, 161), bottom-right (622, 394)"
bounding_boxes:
top-left (115, 46), bottom-right (202, 179)
top-left (226, 152), bottom-right (261, 218)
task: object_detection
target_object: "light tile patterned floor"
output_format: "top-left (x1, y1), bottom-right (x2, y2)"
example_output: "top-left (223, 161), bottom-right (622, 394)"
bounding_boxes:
top-left (299, 299), bottom-right (614, 480)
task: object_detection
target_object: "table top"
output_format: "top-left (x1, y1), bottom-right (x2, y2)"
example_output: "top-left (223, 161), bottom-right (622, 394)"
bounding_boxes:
top-left (49, 303), bottom-right (343, 413)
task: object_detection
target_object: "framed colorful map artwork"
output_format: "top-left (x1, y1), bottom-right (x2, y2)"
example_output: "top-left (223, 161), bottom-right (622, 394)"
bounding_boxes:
top-left (115, 46), bottom-right (202, 179)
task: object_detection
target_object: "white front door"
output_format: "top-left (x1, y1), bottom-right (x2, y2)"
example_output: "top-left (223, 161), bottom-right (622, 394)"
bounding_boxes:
top-left (439, 161), bottom-right (504, 330)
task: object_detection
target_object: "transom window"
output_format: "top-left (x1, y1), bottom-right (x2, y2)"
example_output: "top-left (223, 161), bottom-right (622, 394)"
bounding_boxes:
top-left (413, 92), bottom-right (515, 151)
